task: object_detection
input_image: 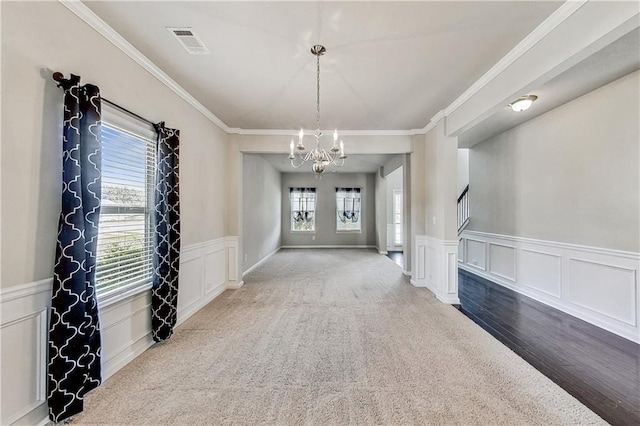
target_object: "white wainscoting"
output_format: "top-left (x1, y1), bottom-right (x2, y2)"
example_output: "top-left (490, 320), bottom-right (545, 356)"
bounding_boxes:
top-left (459, 230), bottom-right (640, 343)
top-left (0, 236), bottom-right (240, 426)
top-left (412, 235), bottom-right (459, 304)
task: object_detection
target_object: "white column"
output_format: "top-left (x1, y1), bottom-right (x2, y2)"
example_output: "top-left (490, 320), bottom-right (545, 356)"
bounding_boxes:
top-left (413, 118), bottom-right (459, 304)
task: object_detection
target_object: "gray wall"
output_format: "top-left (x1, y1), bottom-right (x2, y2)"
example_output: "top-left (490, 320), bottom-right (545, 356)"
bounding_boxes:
top-left (242, 155), bottom-right (282, 273)
top-left (1, 1), bottom-right (230, 289)
top-left (281, 173), bottom-right (376, 246)
top-left (385, 167), bottom-right (403, 221)
top-left (457, 149), bottom-right (469, 196)
top-left (422, 120), bottom-right (458, 242)
top-left (375, 169), bottom-right (387, 252)
top-left (468, 70), bottom-right (639, 252)
top-left (385, 167), bottom-right (403, 250)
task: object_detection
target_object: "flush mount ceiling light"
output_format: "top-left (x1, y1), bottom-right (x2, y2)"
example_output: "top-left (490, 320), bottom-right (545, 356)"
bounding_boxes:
top-left (508, 94), bottom-right (538, 112)
top-left (288, 45), bottom-right (346, 174)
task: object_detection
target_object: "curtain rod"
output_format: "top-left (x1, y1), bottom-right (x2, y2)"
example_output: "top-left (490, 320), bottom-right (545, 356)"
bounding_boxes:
top-left (52, 72), bottom-right (156, 127)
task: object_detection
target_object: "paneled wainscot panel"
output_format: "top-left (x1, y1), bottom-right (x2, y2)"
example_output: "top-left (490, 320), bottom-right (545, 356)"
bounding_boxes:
top-left (520, 249), bottom-right (562, 298)
top-left (488, 243), bottom-right (516, 281)
top-left (0, 310), bottom-right (47, 425)
top-left (0, 236), bottom-right (240, 426)
top-left (459, 231), bottom-right (640, 344)
top-left (177, 256), bottom-right (204, 316)
top-left (568, 258), bottom-right (637, 326)
top-left (466, 239), bottom-right (486, 270)
top-left (205, 248), bottom-right (226, 295)
top-left (412, 236), bottom-right (459, 304)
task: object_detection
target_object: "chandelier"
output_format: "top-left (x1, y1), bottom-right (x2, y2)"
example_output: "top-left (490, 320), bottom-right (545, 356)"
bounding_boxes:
top-left (289, 45), bottom-right (346, 174)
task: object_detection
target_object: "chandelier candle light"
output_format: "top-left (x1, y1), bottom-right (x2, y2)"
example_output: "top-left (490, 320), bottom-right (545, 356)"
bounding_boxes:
top-left (289, 45), bottom-right (346, 174)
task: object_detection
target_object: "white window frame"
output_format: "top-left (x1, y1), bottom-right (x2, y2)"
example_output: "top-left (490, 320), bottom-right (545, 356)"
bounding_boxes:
top-left (393, 189), bottom-right (403, 246)
top-left (290, 188), bottom-right (316, 232)
top-left (336, 188), bottom-right (362, 233)
top-left (96, 104), bottom-right (157, 306)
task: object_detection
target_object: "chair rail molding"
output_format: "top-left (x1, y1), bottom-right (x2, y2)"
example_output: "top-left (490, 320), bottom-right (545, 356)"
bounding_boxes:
top-left (459, 230), bottom-right (640, 343)
top-left (0, 235), bottom-right (241, 426)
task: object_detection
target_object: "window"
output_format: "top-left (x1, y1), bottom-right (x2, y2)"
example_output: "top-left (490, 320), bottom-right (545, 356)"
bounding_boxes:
top-left (290, 188), bottom-right (316, 231)
top-left (336, 188), bottom-right (361, 232)
top-left (393, 189), bottom-right (403, 245)
top-left (95, 105), bottom-right (156, 300)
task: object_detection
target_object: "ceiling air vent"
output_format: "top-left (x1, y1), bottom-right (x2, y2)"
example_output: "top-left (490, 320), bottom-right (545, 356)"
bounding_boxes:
top-left (166, 27), bottom-right (210, 55)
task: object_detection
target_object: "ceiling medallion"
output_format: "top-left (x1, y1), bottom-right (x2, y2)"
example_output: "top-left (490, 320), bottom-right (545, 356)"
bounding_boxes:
top-left (288, 45), bottom-right (346, 174)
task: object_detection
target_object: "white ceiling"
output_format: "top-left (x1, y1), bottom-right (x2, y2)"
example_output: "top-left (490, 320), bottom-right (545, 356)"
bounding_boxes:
top-left (85, 1), bottom-right (562, 131)
top-left (458, 27), bottom-right (640, 148)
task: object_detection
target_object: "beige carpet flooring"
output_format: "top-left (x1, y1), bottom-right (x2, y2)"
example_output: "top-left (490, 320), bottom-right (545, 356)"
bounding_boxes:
top-left (72, 249), bottom-right (605, 425)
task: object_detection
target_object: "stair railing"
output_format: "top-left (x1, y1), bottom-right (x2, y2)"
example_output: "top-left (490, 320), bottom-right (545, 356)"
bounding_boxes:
top-left (457, 185), bottom-right (469, 232)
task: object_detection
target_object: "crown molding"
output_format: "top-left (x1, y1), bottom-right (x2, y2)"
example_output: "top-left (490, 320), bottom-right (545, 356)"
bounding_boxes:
top-left (440, 0), bottom-right (588, 119)
top-left (58, 0), bottom-right (232, 133)
top-left (60, 0), bottom-right (588, 139)
top-left (234, 128), bottom-right (417, 137)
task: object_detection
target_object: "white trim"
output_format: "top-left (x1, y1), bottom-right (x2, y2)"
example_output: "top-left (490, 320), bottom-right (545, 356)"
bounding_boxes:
top-left (463, 230), bottom-right (640, 260)
top-left (242, 247), bottom-right (281, 277)
top-left (378, 250), bottom-right (388, 255)
top-left (0, 278), bottom-right (51, 303)
top-left (176, 278), bottom-right (228, 326)
top-left (183, 238), bottom-right (226, 253)
top-left (402, 270), bottom-right (411, 277)
top-left (442, 0), bottom-right (587, 118)
top-left (0, 236), bottom-right (240, 425)
top-left (234, 128), bottom-right (416, 136)
top-left (102, 333), bottom-right (154, 380)
top-left (280, 245), bottom-right (376, 249)
top-left (98, 282), bottom-right (153, 309)
top-left (58, 0), bottom-right (233, 133)
top-left (460, 263), bottom-right (639, 344)
top-left (57, 0), bottom-right (588, 137)
top-left (459, 231), bottom-right (640, 344)
top-left (227, 281), bottom-right (244, 290)
top-left (413, 235), bottom-right (460, 304)
top-left (435, 293), bottom-right (461, 305)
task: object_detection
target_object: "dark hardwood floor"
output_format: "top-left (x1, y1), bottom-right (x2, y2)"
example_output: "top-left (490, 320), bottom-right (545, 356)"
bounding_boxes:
top-left (458, 269), bottom-right (640, 426)
top-left (386, 251), bottom-right (403, 268)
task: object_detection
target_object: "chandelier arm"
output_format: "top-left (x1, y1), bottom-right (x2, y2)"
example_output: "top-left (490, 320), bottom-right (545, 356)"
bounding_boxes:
top-left (329, 157), bottom-right (346, 167)
top-left (290, 156), bottom-right (306, 168)
top-left (286, 45), bottom-right (347, 174)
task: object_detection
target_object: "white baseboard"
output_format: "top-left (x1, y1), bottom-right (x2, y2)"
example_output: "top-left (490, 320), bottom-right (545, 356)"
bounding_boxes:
top-left (459, 230), bottom-right (640, 343)
top-left (103, 333), bottom-right (154, 380)
top-left (242, 246), bottom-right (281, 277)
top-left (227, 281), bottom-right (244, 289)
top-left (281, 245), bottom-right (376, 249)
top-left (402, 270), bottom-right (411, 277)
top-left (413, 236), bottom-right (459, 304)
top-left (0, 235), bottom-right (241, 425)
top-left (379, 250), bottom-right (388, 255)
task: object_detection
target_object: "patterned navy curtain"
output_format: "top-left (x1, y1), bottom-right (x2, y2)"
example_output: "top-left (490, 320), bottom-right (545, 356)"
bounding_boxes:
top-left (48, 74), bottom-right (102, 422)
top-left (151, 122), bottom-right (181, 342)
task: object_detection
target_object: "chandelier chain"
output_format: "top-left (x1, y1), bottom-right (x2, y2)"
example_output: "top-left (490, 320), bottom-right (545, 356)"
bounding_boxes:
top-left (316, 52), bottom-right (321, 133)
top-left (288, 45), bottom-right (346, 174)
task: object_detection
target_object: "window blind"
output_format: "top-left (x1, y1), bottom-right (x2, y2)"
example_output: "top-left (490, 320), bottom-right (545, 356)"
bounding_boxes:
top-left (290, 188), bottom-right (316, 231)
top-left (336, 188), bottom-right (361, 232)
top-left (95, 107), bottom-right (156, 300)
